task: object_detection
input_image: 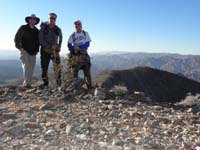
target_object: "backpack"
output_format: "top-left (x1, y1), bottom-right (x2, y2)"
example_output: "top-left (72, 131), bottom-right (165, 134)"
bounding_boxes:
top-left (72, 30), bottom-right (86, 43)
top-left (40, 22), bottom-right (60, 36)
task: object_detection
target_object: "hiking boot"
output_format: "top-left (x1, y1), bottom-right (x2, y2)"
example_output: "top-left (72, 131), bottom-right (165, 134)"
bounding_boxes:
top-left (19, 84), bottom-right (32, 91)
top-left (25, 85), bottom-right (32, 89)
top-left (56, 79), bottom-right (62, 86)
top-left (39, 83), bottom-right (48, 89)
top-left (87, 84), bottom-right (93, 90)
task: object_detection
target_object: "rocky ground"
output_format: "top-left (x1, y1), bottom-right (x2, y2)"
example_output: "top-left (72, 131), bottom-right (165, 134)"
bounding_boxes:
top-left (0, 79), bottom-right (200, 150)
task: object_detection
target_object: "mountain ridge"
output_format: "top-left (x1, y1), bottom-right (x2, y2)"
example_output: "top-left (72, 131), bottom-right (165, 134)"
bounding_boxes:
top-left (1, 51), bottom-right (200, 84)
top-left (98, 67), bottom-right (200, 102)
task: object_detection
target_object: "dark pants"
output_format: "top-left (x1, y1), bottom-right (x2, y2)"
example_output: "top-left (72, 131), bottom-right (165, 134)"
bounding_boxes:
top-left (71, 54), bottom-right (92, 89)
top-left (40, 48), bottom-right (61, 86)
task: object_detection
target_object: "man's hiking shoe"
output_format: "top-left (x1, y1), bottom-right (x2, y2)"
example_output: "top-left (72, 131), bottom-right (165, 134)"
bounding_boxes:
top-left (87, 85), bottom-right (93, 90)
top-left (38, 84), bottom-right (48, 89)
top-left (56, 79), bottom-right (62, 87)
top-left (19, 84), bottom-right (32, 91)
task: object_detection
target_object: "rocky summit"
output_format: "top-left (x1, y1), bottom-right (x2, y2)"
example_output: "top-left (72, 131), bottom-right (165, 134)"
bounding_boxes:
top-left (0, 70), bottom-right (200, 149)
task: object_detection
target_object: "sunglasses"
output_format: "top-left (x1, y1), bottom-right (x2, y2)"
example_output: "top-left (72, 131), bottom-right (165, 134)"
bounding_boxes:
top-left (50, 17), bottom-right (56, 20)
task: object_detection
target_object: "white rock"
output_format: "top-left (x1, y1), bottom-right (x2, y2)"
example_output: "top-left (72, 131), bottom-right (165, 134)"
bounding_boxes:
top-left (76, 134), bottom-right (87, 140)
top-left (108, 104), bottom-right (113, 110)
top-left (110, 85), bottom-right (128, 95)
top-left (196, 146), bottom-right (200, 150)
top-left (98, 141), bottom-right (108, 148)
top-left (45, 129), bottom-right (55, 135)
top-left (65, 125), bottom-right (72, 135)
top-left (94, 87), bottom-right (106, 100)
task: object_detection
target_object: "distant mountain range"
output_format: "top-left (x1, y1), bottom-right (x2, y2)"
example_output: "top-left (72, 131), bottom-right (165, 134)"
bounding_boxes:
top-left (91, 52), bottom-right (200, 82)
top-left (1, 51), bottom-right (200, 84)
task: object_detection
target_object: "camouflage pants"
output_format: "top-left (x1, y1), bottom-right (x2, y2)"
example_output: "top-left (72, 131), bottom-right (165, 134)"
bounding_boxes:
top-left (40, 48), bottom-right (61, 86)
top-left (71, 54), bottom-right (92, 89)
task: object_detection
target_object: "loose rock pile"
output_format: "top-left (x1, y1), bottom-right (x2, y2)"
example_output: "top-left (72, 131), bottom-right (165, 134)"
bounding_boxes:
top-left (0, 79), bottom-right (200, 149)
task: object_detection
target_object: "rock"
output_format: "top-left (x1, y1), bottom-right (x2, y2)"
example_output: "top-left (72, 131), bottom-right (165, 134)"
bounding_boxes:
top-left (65, 125), bottom-right (72, 135)
top-left (187, 108), bottom-right (192, 113)
top-left (83, 94), bottom-right (93, 100)
top-left (44, 110), bottom-right (57, 118)
top-left (112, 139), bottom-right (124, 146)
top-left (108, 104), bottom-right (113, 110)
top-left (94, 87), bottom-right (106, 100)
top-left (2, 112), bottom-right (17, 120)
top-left (45, 122), bottom-right (52, 127)
top-left (76, 134), bottom-right (87, 140)
top-left (110, 85), bottom-right (128, 95)
top-left (59, 123), bottom-right (66, 129)
top-left (98, 142), bottom-right (108, 147)
top-left (0, 98), bottom-right (9, 102)
top-left (65, 78), bottom-right (85, 92)
top-left (0, 127), bottom-right (4, 135)
top-left (196, 146), bottom-right (200, 150)
top-left (24, 122), bottom-right (41, 129)
top-left (0, 81), bottom-right (200, 149)
top-left (6, 123), bottom-right (28, 137)
top-left (118, 103), bottom-right (123, 108)
top-left (36, 89), bottom-right (42, 94)
top-left (107, 145), bottom-right (123, 150)
top-left (39, 103), bottom-right (54, 110)
top-left (45, 129), bottom-right (56, 136)
top-left (98, 142), bottom-right (108, 148)
top-left (2, 119), bottom-right (15, 127)
top-left (134, 91), bottom-right (145, 95)
top-left (0, 107), bottom-right (7, 113)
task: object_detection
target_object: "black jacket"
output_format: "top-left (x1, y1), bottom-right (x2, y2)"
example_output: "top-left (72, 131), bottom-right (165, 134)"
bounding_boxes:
top-left (14, 24), bottom-right (39, 55)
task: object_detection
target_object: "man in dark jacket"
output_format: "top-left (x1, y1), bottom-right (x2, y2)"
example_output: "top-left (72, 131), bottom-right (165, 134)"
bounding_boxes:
top-left (14, 14), bottom-right (40, 88)
top-left (39, 13), bottom-right (63, 87)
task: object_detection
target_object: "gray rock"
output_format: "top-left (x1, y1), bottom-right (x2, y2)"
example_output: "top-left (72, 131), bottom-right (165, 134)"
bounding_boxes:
top-left (24, 122), bottom-right (41, 129)
top-left (94, 87), bottom-right (106, 100)
top-left (112, 139), bottom-right (124, 146)
top-left (2, 112), bottom-right (17, 120)
top-left (2, 119), bottom-right (15, 127)
top-left (0, 127), bottom-right (4, 135)
top-left (39, 103), bottom-right (54, 110)
top-left (76, 134), bottom-right (87, 140)
top-left (6, 123), bottom-right (28, 137)
top-left (98, 142), bottom-right (108, 148)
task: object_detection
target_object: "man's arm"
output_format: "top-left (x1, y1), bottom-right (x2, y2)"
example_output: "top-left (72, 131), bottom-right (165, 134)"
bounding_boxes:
top-left (14, 26), bottom-right (24, 50)
top-left (67, 35), bottom-right (74, 53)
top-left (78, 31), bottom-right (91, 50)
top-left (79, 42), bottom-right (90, 50)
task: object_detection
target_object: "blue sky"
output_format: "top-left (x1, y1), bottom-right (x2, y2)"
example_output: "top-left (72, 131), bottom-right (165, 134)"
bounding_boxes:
top-left (0, 0), bottom-right (200, 54)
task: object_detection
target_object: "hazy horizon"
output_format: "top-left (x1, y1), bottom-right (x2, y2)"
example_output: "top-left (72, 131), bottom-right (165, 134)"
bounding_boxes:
top-left (0, 49), bottom-right (200, 60)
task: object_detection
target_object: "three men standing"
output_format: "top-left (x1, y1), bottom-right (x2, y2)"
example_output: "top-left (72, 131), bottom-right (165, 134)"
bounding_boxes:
top-left (15, 13), bottom-right (92, 89)
top-left (39, 13), bottom-right (63, 87)
top-left (14, 14), bottom-right (40, 88)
